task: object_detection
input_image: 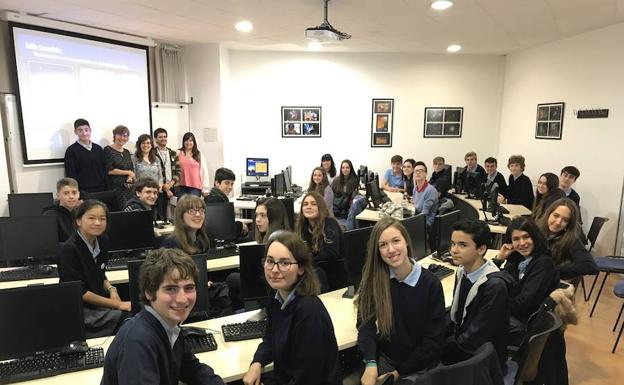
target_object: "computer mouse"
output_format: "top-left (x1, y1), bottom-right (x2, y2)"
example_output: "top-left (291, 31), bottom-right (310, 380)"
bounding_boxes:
top-left (427, 264), bottom-right (441, 272)
top-left (60, 340), bottom-right (89, 354)
top-left (182, 326), bottom-right (207, 337)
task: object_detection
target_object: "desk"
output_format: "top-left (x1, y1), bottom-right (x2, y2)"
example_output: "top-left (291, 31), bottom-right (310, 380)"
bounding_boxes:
top-left (355, 191), bottom-right (414, 225)
top-left (450, 193), bottom-right (532, 234)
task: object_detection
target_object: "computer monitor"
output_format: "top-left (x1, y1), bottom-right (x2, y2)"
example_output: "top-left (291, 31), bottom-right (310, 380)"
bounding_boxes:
top-left (279, 197), bottom-right (295, 230)
top-left (366, 175), bottom-right (390, 209)
top-left (239, 244), bottom-right (271, 304)
top-left (82, 190), bottom-right (120, 212)
top-left (8, 192), bottom-right (53, 216)
top-left (343, 226), bottom-right (373, 292)
top-left (283, 165), bottom-right (292, 192)
top-left (273, 172), bottom-right (286, 197)
top-left (431, 210), bottom-right (461, 254)
top-left (0, 281), bottom-right (84, 360)
top-left (481, 182), bottom-right (500, 219)
top-left (453, 166), bottom-right (465, 194)
top-left (439, 164), bottom-right (453, 194)
top-left (464, 170), bottom-right (484, 199)
top-left (107, 210), bottom-right (155, 253)
top-left (204, 202), bottom-right (237, 243)
top-left (0, 216), bottom-right (59, 267)
top-left (402, 213), bottom-right (427, 260)
top-left (358, 165), bottom-right (369, 187)
top-left (128, 254), bottom-right (210, 320)
top-left (246, 158), bottom-right (270, 178)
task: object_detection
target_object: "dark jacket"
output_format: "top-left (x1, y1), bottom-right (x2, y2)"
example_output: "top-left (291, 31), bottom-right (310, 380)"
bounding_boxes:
top-left (102, 309), bottom-right (224, 385)
top-left (505, 174), bottom-right (534, 210)
top-left (57, 232), bottom-right (109, 297)
top-left (42, 203), bottom-right (75, 243)
top-left (534, 189), bottom-right (565, 220)
top-left (487, 172), bottom-right (508, 197)
top-left (64, 142), bottom-right (107, 192)
top-left (430, 170), bottom-right (451, 196)
top-left (154, 146), bottom-right (181, 185)
top-left (548, 235), bottom-right (598, 281)
top-left (300, 217), bottom-right (343, 263)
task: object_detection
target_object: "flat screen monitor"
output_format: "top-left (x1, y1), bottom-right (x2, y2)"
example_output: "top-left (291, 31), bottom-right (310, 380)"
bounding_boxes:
top-left (366, 175), bottom-right (390, 209)
top-left (82, 190), bottom-right (120, 212)
top-left (283, 166), bottom-right (292, 192)
top-left (8, 192), bottom-right (53, 216)
top-left (279, 197), bottom-right (295, 230)
top-left (402, 213), bottom-right (427, 260)
top-left (343, 226), bottom-right (373, 290)
top-left (107, 210), bottom-right (155, 252)
top-left (0, 216), bottom-right (59, 266)
top-left (432, 210), bottom-right (461, 254)
top-left (246, 158), bottom-right (269, 177)
top-left (204, 202), bottom-right (237, 242)
top-left (465, 170), bottom-right (484, 199)
top-left (358, 165), bottom-right (368, 185)
top-left (239, 244), bottom-right (271, 302)
top-left (273, 173), bottom-right (286, 197)
top-left (453, 166), bottom-right (465, 193)
top-left (0, 282), bottom-right (84, 360)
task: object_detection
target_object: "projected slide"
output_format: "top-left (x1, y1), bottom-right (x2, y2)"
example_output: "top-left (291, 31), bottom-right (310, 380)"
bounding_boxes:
top-left (12, 25), bottom-right (151, 163)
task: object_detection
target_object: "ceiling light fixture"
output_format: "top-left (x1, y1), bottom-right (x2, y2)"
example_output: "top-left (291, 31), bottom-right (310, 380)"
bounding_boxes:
top-left (431, 1), bottom-right (454, 11)
top-left (447, 44), bottom-right (461, 53)
top-left (235, 20), bottom-right (253, 32)
top-left (305, 0), bottom-right (351, 42)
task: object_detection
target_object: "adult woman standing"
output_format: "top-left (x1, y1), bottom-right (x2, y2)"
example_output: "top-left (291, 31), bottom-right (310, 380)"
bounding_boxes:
top-left (307, 167), bottom-right (334, 209)
top-left (295, 192), bottom-right (342, 263)
top-left (103, 125), bottom-right (135, 208)
top-left (132, 134), bottom-right (161, 185)
top-left (177, 132), bottom-right (209, 197)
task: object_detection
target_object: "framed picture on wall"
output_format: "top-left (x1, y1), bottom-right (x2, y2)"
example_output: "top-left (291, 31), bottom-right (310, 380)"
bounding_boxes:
top-left (371, 98), bottom-right (394, 147)
top-left (282, 106), bottom-right (321, 137)
top-left (423, 107), bottom-right (463, 138)
top-left (535, 102), bottom-right (564, 140)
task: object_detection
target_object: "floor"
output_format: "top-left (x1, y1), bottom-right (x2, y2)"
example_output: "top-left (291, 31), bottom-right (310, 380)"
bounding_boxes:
top-left (567, 273), bottom-right (624, 385)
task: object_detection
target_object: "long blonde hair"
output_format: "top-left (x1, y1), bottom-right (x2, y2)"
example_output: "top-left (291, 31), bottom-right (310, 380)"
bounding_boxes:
top-left (173, 195), bottom-right (211, 254)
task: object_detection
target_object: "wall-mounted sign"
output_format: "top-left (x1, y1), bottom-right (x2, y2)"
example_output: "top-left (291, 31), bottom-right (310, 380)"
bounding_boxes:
top-left (576, 109), bottom-right (609, 119)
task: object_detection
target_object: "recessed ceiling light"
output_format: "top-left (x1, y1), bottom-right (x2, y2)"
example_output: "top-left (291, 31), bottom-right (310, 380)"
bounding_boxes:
top-left (235, 20), bottom-right (253, 32)
top-left (307, 41), bottom-right (323, 51)
top-left (431, 1), bottom-right (454, 11)
top-left (447, 44), bottom-right (461, 53)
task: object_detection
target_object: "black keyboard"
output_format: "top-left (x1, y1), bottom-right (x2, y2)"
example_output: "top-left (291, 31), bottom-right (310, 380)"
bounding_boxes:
top-left (182, 329), bottom-right (218, 354)
top-left (106, 254), bottom-right (146, 271)
top-left (0, 265), bottom-right (58, 282)
top-left (0, 348), bottom-right (104, 384)
top-left (205, 247), bottom-right (238, 260)
top-left (427, 264), bottom-right (455, 280)
top-left (222, 320), bottom-right (267, 342)
top-left (237, 195), bottom-right (256, 201)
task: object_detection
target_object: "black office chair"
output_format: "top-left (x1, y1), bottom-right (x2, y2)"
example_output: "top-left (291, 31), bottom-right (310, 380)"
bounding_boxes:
top-left (612, 279), bottom-right (624, 353)
top-left (581, 216), bottom-right (609, 301)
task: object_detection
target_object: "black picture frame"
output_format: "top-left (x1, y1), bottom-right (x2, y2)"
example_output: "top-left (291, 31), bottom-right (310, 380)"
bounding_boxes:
top-left (423, 107), bottom-right (463, 138)
top-left (535, 102), bottom-right (564, 140)
top-left (371, 99), bottom-right (394, 147)
top-left (281, 106), bottom-right (322, 137)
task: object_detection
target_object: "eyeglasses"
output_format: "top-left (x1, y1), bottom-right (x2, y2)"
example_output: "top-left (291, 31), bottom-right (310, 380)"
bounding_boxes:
top-left (185, 208), bottom-right (205, 216)
top-left (262, 258), bottom-right (298, 271)
top-left (414, 169), bottom-right (426, 174)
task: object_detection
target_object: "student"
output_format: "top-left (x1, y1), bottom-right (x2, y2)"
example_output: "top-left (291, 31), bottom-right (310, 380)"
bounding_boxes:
top-left (355, 217), bottom-right (446, 384)
top-left (320, 153), bottom-right (337, 184)
top-left (42, 177), bottom-right (81, 243)
top-left (463, 151), bottom-right (487, 181)
top-left (64, 118), bottom-right (107, 193)
top-left (494, 216), bottom-right (559, 340)
top-left (101, 248), bottom-right (225, 385)
top-left (429, 156), bottom-right (451, 196)
top-left (103, 125), bottom-right (135, 208)
top-left (537, 198), bottom-right (598, 282)
top-left (154, 127), bottom-right (181, 222)
top-left (57, 200), bottom-right (130, 338)
top-left (532, 172), bottom-right (565, 220)
top-left (483, 157), bottom-right (507, 196)
top-left (331, 159), bottom-right (359, 219)
top-left (177, 132), bottom-right (210, 197)
top-left (123, 178), bottom-right (159, 220)
top-left (132, 134), bottom-right (162, 184)
top-left (295, 192), bottom-right (342, 263)
top-left (161, 195), bottom-right (211, 254)
top-left (559, 166), bottom-right (581, 208)
top-left (242, 232), bottom-right (339, 385)
top-left (499, 154), bottom-right (534, 210)
top-left (204, 167), bottom-right (248, 238)
top-left (307, 166), bottom-right (334, 209)
top-left (447, 219), bottom-right (510, 369)
top-left (402, 158), bottom-right (416, 198)
top-left (254, 197), bottom-right (291, 243)
top-left (382, 154), bottom-right (404, 192)
top-left (412, 161), bottom-right (438, 228)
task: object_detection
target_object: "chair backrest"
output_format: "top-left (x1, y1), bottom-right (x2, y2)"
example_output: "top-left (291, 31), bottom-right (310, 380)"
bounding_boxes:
top-left (587, 216), bottom-right (609, 252)
top-left (514, 311), bottom-right (563, 384)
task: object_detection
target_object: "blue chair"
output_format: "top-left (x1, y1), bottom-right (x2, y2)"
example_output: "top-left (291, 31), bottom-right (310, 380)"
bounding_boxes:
top-left (612, 279), bottom-right (624, 353)
top-left (589, 256), bottom-right (624, 317)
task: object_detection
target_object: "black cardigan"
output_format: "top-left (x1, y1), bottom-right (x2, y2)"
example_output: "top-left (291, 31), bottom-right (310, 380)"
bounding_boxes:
top-left (505, 174), bottom-right (534, 210)
top-left (300, 217), bottom-right (343, 263)
top-left (57, 231), bottom-right (109, 297)
top-left (548, 235), bottom-right (598, 280)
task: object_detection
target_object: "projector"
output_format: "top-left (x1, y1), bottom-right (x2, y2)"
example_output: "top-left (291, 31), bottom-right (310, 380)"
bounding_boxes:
top-left (305, 26), bottom-right (347, 41)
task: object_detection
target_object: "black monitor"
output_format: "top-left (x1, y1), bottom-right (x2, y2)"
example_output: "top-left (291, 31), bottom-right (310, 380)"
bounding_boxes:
top-left (402, 213), bottom-right (427, 260)
top-left (107, 210), bottom-right (155, 253)
top-left (279, 197), bottom-right (295, 230)
top-left (453, 166), bottom-right (465, 194)
top-left (431, 210), bottom-right (461, 254)
top-left (239, 244), bottom-right (271, 303)
top-left (82, 190), bottom-right (119, 212)
top-left (246, 158), bottom-right (269, 177)
top-left (343, 226), bottom-right (373, 292)
top-left (0, 281), bottom-right (84, 360)
top-left (204, 202), bottom-right (237, 243)
top-left (283, 166), bottom-right (292, 192)
top-left (273, 172), bottom-right (286, 197)
top-left (464, 170), bottom-right (484, 199)
top-left (366, 175), bottom-right (390, 209)
top-left (0, 216), bottom-right (59, 267)
top-left (358, 165), bottom-right (369, 186)
top-left (481, 182), bottom-right (500, 220)
top-left (8, 192), bottom-right (53, 216)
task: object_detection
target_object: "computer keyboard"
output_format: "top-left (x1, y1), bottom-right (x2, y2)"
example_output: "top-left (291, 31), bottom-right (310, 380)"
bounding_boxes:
top-left (205, 247), bottom-right (239, 260)
top-left (426, 263), bottom-right (455, 280)
top-left (0, 265), bottom-right (58, 282)
top-left (221, 320), bottom-right (267, 342)
top-left (106, 252), bottom-right (146, 271)
top-left (0, 347), bottom-right (104, 384)
top-left (182, 329), bottom-right (218, 354)
top-left (237, 195), bottom-right (257, 201)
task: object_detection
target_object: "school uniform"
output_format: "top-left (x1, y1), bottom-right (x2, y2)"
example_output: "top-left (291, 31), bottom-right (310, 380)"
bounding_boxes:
top-left (252, 293), bottom-right (340, 385)
top-left (486, 171), bottom-right (508, 197)
top-left (300, 217), bottom-right (343, 263)
top-left (430, 170), bottom-right (451, 196)
top-left (534, 189), bottom-right (566, 219)
top-left (504, 173), bottom-right (534, 210)
top-left (64, 141), bottom-right (107, 192)
top-left (547, 234), bottom-right (598, 281)
top-left (41, 203), bottom-right (75, 243)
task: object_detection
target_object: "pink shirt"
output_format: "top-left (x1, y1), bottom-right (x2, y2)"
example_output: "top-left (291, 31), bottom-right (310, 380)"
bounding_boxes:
top-left (178, 151), bottom-right (202, 189)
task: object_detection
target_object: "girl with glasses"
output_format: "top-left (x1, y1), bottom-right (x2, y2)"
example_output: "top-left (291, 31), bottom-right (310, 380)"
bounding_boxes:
top-left (161, 195), bottom-right (211, 253)
top-left (242, 232), bottom-right (339, 385)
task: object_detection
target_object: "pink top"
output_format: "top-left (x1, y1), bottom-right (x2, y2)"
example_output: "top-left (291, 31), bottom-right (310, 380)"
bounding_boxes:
top-left (178, 151), bottom-right (202, 189)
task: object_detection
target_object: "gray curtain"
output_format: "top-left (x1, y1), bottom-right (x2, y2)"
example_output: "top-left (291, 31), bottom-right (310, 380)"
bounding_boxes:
top-left (151, 44), bottom-right (186, 103)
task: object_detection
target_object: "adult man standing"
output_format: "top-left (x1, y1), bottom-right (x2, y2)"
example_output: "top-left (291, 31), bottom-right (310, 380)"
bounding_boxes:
top-left (64, 118), bottom-right (107, 193)
top-left (153, 128), bottom-right (180, 221)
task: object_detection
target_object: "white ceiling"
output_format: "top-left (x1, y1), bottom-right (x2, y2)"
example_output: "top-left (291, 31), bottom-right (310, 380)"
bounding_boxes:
top-left (1, 0), bottom-right (624, 54)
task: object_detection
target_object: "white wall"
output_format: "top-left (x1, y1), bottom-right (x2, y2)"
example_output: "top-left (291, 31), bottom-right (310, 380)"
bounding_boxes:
top-left (498, 22), bottom-right (624, 256)
top-left (215, 50), bottom-right (505, 188)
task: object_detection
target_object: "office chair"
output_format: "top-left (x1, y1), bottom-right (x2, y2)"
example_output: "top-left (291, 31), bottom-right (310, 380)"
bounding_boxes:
top-left (612, 279), bottom-right (624, 353)
top-left (581, 216), bottom-right (609, 301)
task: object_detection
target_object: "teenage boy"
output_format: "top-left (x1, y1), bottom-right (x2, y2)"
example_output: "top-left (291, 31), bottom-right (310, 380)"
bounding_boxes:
top-left (382, 155), bottom-right (404, 192)
top-left (412, 161), bottom-right (438, 228)
top-left (102, 248), bottom-right (225, 385)
top-left (153, 127), bottom-right (181, 221)
top-left (483, 157), bottom-right (507, 197)
top-left (559, 166), bottom-right (581, 208)
top-left (448, 219), bottom-right (510, 369)
top-left (42, 177), bottom-right (81, 242)
top-left (463, 152), bottom-right (487, 181)
top-left (64, 118), bottom-right (107, 193)
top-left (499, 155), bottom-right (534, 210)
top-left (429, 156), bottom-right (451, 196)
top-left (204, 167), bottom-right (248, 237)
top-left (124, 178), bottom-right (160, 219)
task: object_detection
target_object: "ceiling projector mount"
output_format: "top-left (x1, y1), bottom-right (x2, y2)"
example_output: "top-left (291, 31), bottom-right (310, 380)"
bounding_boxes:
top-left (305, 0), bottom-right (351, 42)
